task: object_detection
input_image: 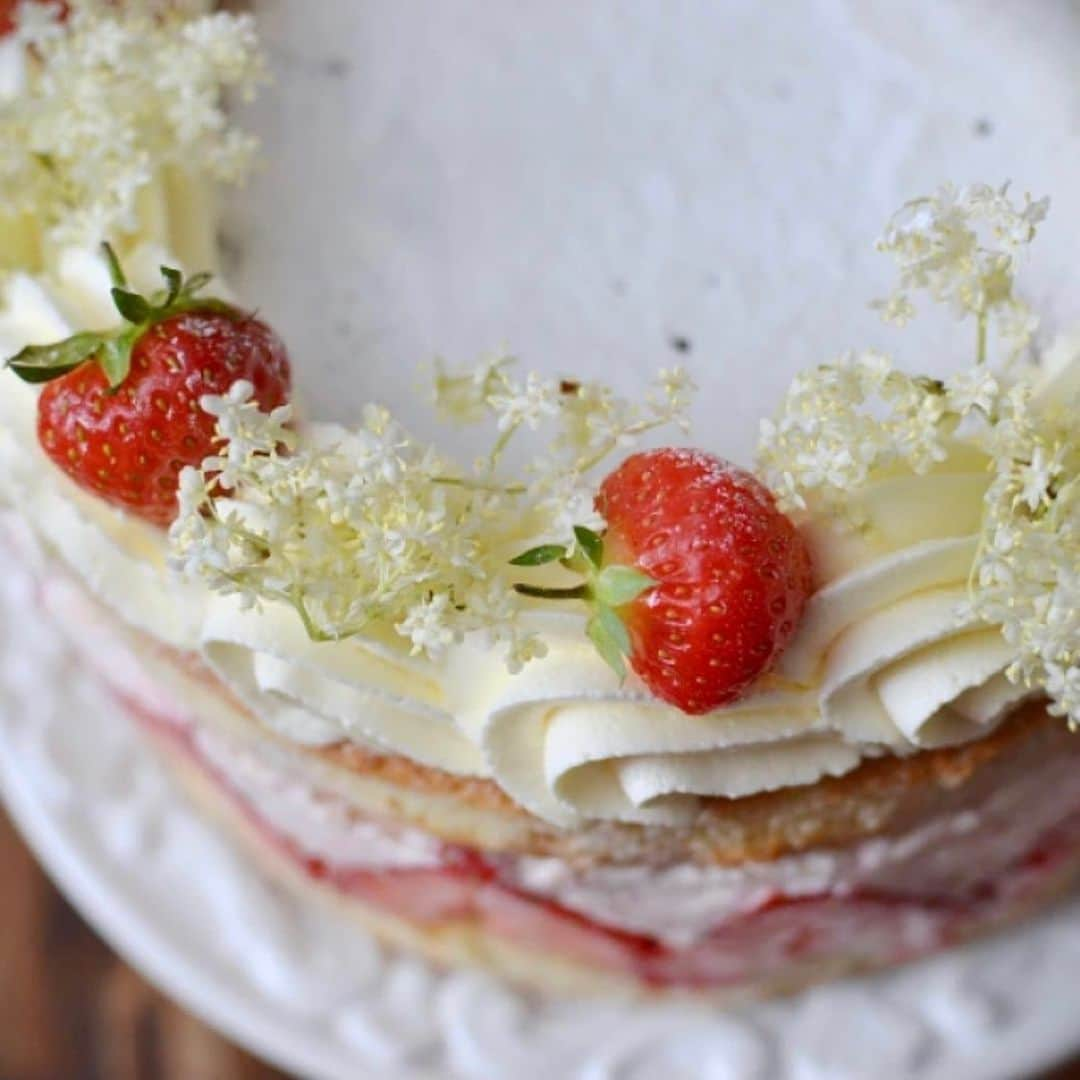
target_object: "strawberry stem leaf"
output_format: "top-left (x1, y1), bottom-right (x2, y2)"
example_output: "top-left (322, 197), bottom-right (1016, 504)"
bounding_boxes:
top-left (111, 287), bottom-right (153, 325)
top-left (508, 523), bottom-right (645, 679)
top-left (514, 583), bottom-right (590, 601)
top-left (509, 543), bottom-right (569, 567)
top-left (6, 333), bottom-right (102, 383)
top-left (101, 241), bottom-right (127, 289)
top-left (594, 565), bottom-right (657, 607)
top-left (5, 248), bottom-right (221, 389)
top-left (587, 604), bottom-right (629, 679)
top-left (596, 602), bottom-right (631, 655)
top-left (182, 271), bottom-right (214, 297)
top-left (573, 525), bottom-right (604, 568)
top-left (98, 336), bottom-right (133, 389)
top-left (160, 265), bottom-right (184, 307)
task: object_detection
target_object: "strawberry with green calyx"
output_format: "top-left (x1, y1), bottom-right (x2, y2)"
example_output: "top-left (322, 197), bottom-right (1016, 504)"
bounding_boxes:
top-left (512, 524), bottom-right (658, 677)
top-left (512, 448), bottom-right (813, 715)
top-left (8, 243), bottom-right (224, 388)
top-left (7, 243), bottom-right (291, 526)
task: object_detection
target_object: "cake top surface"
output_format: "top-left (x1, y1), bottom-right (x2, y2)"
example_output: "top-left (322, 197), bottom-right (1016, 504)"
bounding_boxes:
top-left (229, 1), bottom-right (1080, 460)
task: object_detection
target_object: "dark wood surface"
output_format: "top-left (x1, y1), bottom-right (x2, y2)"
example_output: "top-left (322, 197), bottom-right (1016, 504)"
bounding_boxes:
top-left (0, 807), bottom-right (287, 1080)
top-left (2, 802), bottom-right (1079, 1080)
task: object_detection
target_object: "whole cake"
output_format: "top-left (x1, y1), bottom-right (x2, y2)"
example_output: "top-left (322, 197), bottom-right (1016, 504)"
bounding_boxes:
top-left (3, 0), bottom-right (1080, 999)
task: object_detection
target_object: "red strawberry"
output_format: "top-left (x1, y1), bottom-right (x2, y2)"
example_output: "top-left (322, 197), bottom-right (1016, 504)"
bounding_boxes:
top-left (8, 246), bottom-right (290, 527)
top-left (513, 448), bottom-right (812, 715)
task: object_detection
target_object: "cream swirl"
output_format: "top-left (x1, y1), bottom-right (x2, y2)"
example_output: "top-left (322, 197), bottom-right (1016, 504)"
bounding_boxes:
top-left (199, 459), bottom-right (1026, 827)
top-left (0, 241), bottom-right (1030, 828)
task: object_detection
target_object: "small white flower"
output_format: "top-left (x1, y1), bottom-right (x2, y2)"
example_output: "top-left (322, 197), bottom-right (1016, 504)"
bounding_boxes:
top-left (945, 367), bottom-right (1000, 416)
top-left (431, 353), bottom-right (513, 422)
top-left (869, 292), bottom-right (916, 327)
top-left (176, 466), bottom-right (210, 516)
top-left (1016, 445), bottom-right (1063, 512)
top-left (201, 379), bottom-right (254, 417)
top-left (656, 365), bottom-right (697, 414)
top-left (353, 404), bottom-right (408, 483)
top-left (396, 594), bottom-right (460, 659)
top-left (531, 469), bottom-right (604, 544)
top-left (756, 350), bottom-right (949, 513)
top-left (873, 182), bottom-right (1048, 357)
top-left (503, 631), bottom-right (548, 675)
top-left (489, 372), bottom-right (560, 432)
top-left (967, 381), bottom-right (1080, 728)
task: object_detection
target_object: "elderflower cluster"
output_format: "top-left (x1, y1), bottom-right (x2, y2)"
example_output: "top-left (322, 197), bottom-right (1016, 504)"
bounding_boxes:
top-left (758, 182), bottom-right (1047, 515)
top-left (0, 0), bottom-right (264, 247)
top-left (873, 182), bottom-right (1048, 359)
top-left (758, 180), bottom-right (1080, 728)
top-left (433, 356), bottom-right (694, 541)
top-left (967, 385), bottom-right (1080, 726)
top-left (756, 351), bottom-right (951, 513)
top-left (170, 365), bottom-right (693, 671)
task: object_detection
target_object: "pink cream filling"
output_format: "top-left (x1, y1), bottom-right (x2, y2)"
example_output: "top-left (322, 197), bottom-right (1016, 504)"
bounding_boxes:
top-left (110, 676), bottom-right (1080, 990)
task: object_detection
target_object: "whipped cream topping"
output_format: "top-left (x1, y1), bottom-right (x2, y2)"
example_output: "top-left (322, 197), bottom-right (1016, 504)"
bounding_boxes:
top-left (196, 515), bottom-right (1026, 827)
top-left (198, 447), bottom-right (1027, 827)
top-left (0, 197), bottom-right (1033, 828)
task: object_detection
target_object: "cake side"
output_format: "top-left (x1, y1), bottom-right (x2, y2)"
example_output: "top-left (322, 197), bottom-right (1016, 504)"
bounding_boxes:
top-left (24, 544), bottom-right (1080, 995)
top-left (152, 718), bottom-right (1080, 1001)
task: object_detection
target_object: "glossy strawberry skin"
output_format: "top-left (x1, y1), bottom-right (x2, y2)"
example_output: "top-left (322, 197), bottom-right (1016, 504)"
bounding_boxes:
top-left (37, 309), bottom-right (291, 527)
top-left (596, 448), bottom-right (812, 715)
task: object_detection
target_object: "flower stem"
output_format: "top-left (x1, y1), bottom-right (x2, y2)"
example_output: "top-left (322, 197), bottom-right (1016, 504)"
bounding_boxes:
top-left (488, 421), bottom-right (520, 469)
top-left (574, 418), bottom-right (666, 475)
top-left (432, 475), bottom-right (527, 495)
top-left (976, 312), bottom-right (988, 366)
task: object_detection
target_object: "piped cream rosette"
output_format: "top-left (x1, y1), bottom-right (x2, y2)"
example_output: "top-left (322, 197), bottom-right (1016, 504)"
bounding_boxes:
top-left (199, 446), bottom-right (1027, 828)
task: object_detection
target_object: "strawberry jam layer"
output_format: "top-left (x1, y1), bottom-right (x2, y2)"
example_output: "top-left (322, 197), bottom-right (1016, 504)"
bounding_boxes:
top-left (251, 812), bottom-right (1080, 989)
top-left (121, 689), bottom-right (1080, 991)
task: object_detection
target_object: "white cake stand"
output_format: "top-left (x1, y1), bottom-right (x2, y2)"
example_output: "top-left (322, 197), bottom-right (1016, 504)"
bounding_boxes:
top-left (1, 566), bottom-right (1078, 1080)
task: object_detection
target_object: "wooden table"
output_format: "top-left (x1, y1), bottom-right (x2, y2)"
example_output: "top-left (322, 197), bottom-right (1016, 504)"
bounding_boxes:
top-left (0, 807), bottom-right (286, 1080)
top-left (1, 802), bottom-right (1078, 1080)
